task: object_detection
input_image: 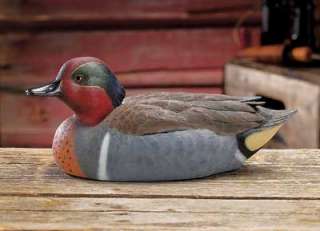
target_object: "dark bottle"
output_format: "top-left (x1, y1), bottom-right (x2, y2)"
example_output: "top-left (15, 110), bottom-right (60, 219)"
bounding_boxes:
top-left (261, 0), bottom-right (291, 45)
top-left (290, 0), bottom-right (317, 50)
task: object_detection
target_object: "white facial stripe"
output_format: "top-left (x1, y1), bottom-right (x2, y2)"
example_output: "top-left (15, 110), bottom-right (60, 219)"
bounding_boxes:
top-left (98, 133), bottom-right (111, 180)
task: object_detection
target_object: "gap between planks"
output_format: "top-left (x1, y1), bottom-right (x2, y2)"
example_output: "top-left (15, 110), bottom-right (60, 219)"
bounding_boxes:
top-left (0, 193), bottom-right (319, 201)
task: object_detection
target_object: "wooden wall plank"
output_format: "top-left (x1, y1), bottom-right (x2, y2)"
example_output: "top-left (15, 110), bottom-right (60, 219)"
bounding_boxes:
top-left (0, 94), bottom-right (71, 147)
top-left (1, 29), bottom-right (242, 74)
top-left (18, 0), bottom-right (259, 13)
top-left (118, 70), bottom-right (223, 87)
top-left (0, 0), bottom-right (261, 30)
top-left (2, 0), bottom-right (319, 31)
top-left (0, 69), bottom-right (223, 88)
top-left (0, 12), bottom-right (261, 31)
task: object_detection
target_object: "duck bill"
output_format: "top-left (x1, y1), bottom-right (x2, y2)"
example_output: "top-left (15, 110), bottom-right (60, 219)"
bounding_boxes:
top-left (25, 80), bottom-right (61, 97)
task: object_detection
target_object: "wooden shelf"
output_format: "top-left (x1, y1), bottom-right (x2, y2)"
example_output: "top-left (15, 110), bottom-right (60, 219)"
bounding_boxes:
top-left (0, 148), bottom-right (319, 230)
top-left (225, 59), bottom-right (320, 148)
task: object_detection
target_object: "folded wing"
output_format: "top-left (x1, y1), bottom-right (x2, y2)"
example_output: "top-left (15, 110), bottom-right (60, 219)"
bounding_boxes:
top-left (106, 93), bottom-right (267, 135)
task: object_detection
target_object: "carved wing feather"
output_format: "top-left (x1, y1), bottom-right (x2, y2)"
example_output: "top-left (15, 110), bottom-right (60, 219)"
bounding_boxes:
top-left (106, 93), bottom-right (266, 135)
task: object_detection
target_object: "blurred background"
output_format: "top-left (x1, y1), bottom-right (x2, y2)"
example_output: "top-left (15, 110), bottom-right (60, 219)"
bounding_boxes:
top-left (0, 0), bottom-right (319, 148)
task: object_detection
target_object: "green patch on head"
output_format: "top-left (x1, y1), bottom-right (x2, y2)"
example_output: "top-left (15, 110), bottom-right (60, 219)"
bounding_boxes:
top-left (71, 62), bottom-right (125, 107)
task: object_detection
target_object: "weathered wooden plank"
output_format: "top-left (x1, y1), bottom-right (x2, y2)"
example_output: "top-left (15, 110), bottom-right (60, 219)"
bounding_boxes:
top-left (2, 0), bottom-right (319, 31)
top-left (0, 69), bottom-right (223, 88)
top-left (225, 60), bottom-right (320, 148)
top-left (0, 197), bottom-right (319, 230)
top-left (117, 70), bottom-right (223, 87)
top-left (0, 29), bottom-right (241, 73)
top-left (0, 12), bottom-right (261, 31)
top-left (0, 148), bottom-right (319, 199)
top-left (0, 0), bottom-right (261, 30)
top-left (0, 94), bottom-right (71, 147)
top-left (16, 0), bottom-right (259, 13)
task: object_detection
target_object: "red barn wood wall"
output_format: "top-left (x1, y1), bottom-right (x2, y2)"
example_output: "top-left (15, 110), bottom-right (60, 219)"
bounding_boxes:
top-left (0, 0), bottom-right (315, 147)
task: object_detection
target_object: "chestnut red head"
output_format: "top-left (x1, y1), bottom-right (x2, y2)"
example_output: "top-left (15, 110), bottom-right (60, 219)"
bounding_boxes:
top-left (26, 57), bottom-right (125, 126)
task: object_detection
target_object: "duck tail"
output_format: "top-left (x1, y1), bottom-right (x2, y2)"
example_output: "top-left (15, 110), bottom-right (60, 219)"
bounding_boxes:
top-left (256, 106), bottom-right (297, 128)
top-left (237, 107), bottom-right (297, 159)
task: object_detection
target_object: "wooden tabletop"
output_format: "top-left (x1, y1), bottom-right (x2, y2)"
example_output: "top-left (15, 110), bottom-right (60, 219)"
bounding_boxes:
top-left (0, 148), bottom-right (319, 230)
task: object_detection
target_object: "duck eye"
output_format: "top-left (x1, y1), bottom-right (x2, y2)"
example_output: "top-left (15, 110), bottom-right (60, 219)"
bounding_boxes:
top-left (75, 75), bottom-right (83, 83)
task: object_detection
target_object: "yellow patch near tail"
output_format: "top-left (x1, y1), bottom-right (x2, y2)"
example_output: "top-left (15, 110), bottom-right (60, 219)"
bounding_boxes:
top-left (245, 125), bottom-right (282, 151)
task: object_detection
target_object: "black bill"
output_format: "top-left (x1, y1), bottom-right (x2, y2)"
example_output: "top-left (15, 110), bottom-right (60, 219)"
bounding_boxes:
top-left (25, 80), bottom-right (61, 96)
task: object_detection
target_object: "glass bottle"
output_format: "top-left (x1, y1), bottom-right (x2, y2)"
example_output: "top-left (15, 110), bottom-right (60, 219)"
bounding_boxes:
top-left (290, 0), bottom-right (317, 50)
top-left (261, 0), bottom-right (291, 45)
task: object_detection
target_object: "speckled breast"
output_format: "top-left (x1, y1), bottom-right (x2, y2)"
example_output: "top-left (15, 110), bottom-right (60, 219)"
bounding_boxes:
top-left (52, 116), bottom-right (85, 178)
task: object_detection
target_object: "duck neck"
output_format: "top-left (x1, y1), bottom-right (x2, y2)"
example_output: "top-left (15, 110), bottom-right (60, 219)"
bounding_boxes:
top-left (75, 104), bottom-right (113, 126)
top-left (64, 93), bottom-right (114, 127)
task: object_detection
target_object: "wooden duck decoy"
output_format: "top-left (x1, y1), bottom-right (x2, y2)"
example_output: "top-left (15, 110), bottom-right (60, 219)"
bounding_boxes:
top-left (26, 57), bottom-right (296, 181)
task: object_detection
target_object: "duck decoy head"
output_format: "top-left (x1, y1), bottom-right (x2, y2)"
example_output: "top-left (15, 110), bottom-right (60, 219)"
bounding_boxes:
top-left (26, 57), bottom-right (126, 126)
